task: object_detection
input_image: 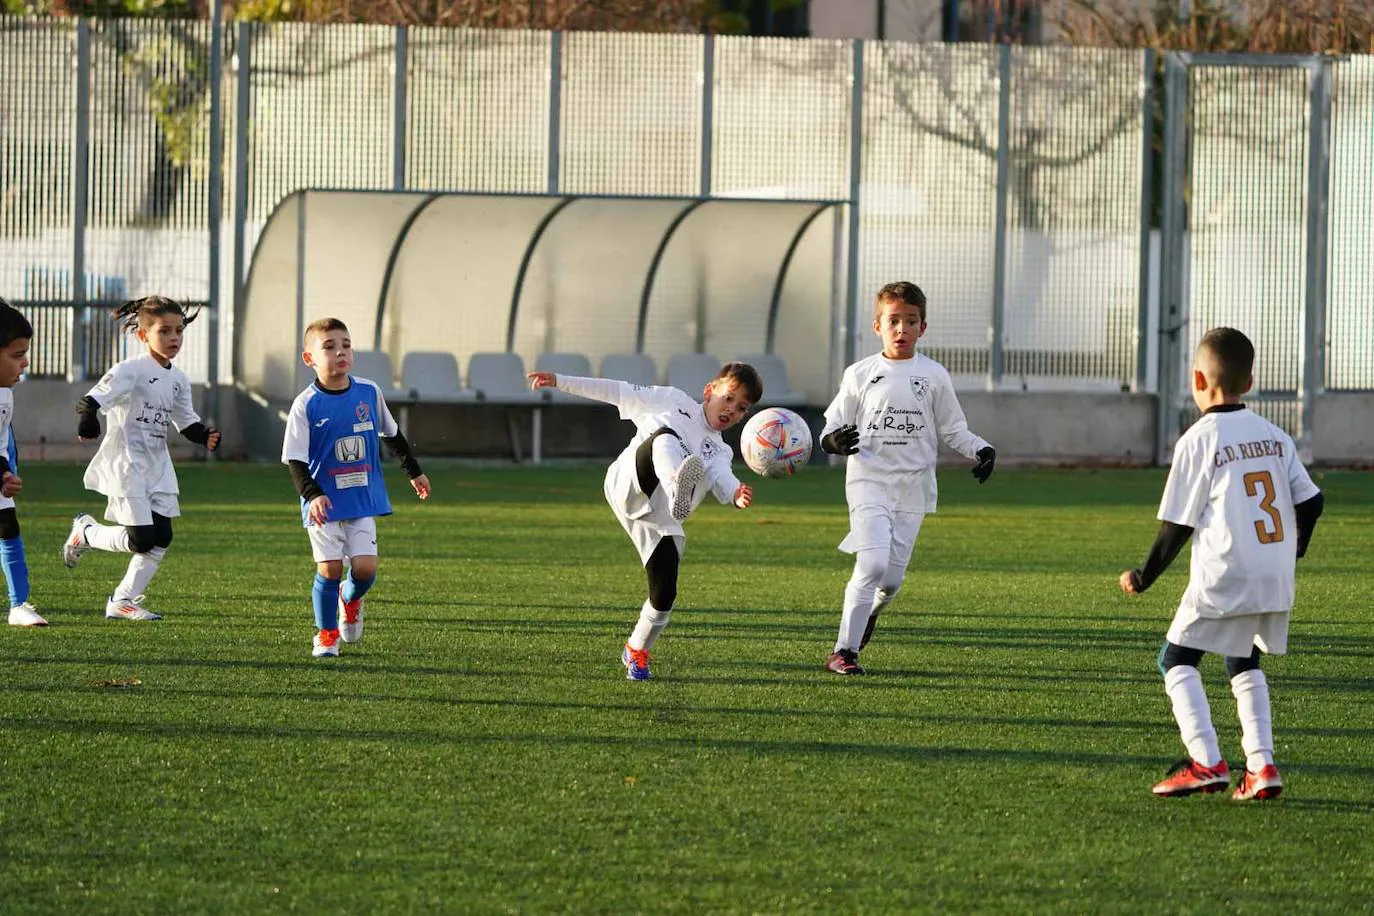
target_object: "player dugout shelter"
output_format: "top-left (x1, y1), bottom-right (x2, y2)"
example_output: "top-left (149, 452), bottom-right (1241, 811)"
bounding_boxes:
top-left (235, 189), bottom-right (844, 417)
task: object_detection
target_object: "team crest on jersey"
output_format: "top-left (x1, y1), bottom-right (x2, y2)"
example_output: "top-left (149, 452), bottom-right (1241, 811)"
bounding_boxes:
top-left (701, 439), bottom-right (720, 460)
top-left (910, 376), bottom-right (931, 400)
top-left (355, 402), bottom-right (370, 422)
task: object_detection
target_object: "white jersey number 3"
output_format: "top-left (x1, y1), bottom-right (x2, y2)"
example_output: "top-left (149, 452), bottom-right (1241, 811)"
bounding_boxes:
top-left (1243, 470), bottom-right (1285, 545)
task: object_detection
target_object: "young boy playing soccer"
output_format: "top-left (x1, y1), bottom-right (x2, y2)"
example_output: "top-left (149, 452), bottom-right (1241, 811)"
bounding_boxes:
top-left (527, 361), bottom-right (762, 680)
top-left (282, 318), bottom-right (431, 658)
top-left (63, 296), bottom-right (220, 620)
top-left (0, 298), bottom-right (43, 627)
top-left (1120, 327), bottom-right (1323, 801)
top-left (818, 281), bottom-right (996, 675)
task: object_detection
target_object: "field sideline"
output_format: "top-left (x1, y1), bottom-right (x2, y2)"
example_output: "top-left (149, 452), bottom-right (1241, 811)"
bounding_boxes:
top-left (2, 462), bottom-right (1372, 913)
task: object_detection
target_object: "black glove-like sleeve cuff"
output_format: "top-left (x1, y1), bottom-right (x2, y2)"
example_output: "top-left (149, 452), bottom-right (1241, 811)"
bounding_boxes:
top-left (76, 395), bottom-right (102, 439)
top-left (181, 422), bottom-right (214, 446)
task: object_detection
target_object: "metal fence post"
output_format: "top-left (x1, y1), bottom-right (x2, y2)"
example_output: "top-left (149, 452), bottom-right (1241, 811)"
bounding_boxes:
top-left (230, 22), bottom-right (251, 382)
top-left (69, 19), bottom-right (91, 383)
top-left (1155, 52), bottom-right (1189, 464)
top-left (1135, 48), bottom-right (1156, 394)
top-left (843, 39), bottom-right (864, 371)
top-left (699, 33), bottom-right (714, 198)
top-left (393, 25), bottom-right (407, 191)
top-left (989, 43), bottom-right (1012, 389)
top-left (1301, 57), bottom-right (1333, 455)
top-left (547, 30), bottom-right (562, 195)
top-left (207, 5), bottom-right (224, 419)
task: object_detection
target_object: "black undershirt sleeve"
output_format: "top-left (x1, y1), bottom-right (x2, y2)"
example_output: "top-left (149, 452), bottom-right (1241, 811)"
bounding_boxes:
top-left (0, 456), bottom-right (10, 477)
top-left (1294, 491), bottom-right (1325, 558)
top-left (1130, 521), bottom-right (1195, 593)
top-left (381, 432), bottom-right (423, 480)
top-left (287, 460), bottom-right (325, 502)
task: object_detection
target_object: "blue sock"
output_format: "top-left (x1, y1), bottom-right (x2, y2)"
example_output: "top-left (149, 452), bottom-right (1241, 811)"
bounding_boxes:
top-left (1, 536), bottom-right (29, 607)
top-left (312, 573), bottom-right (341, 631)
top-left (342, 572), bottom-right (376, 605)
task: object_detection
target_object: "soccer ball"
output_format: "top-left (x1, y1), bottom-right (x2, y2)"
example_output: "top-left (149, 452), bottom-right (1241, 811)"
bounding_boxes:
top-left (740, 407), bottom-right (813, 478)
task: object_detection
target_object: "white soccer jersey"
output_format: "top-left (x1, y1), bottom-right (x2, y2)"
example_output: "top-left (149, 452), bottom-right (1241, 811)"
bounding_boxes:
top-left (83, 354), bottom-right (201, 498)
top-left (1160, 407), bottom-right (1320, 619)
top-left (556, 376), bottom-right (742, 520)
top-left (821, 353), bottom-right (990, 513)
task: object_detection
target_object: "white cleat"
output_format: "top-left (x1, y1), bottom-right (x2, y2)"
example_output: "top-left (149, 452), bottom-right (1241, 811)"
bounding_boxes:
top-left (669, 454), bottom-right (704, 522)
top-left (8, 602), bottom-right (48, 627)
top-left (312, 629), bottom-right (341, 657)
top-left (339, 594), bottom-right (365, 644)
top-left (62, 513), bottom-right (96, 569)
top-left (105, 595), bottom-right (162, 621)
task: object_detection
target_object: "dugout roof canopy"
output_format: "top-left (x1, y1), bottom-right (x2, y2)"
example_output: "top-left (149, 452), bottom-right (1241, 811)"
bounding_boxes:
top-left (235, 189), bottom-right (843, 404)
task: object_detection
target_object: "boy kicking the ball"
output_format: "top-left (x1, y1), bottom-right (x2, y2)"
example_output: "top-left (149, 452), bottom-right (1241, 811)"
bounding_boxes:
top-left (527, 362), bottom-right (761, 680)
top-left (1120, 327), bottom-right (1323, 801)
top-left (818, 281), bottom-right (996, 675)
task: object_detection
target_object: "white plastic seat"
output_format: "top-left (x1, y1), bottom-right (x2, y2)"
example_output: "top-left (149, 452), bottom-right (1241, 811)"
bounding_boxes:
top-left (735, 352), bottom-right (808, 407)
top-left (666, 352), bottom-right (721, 401)
top-left (599, 353), bottom-right (658, 388)
top-left (349, 350), bottom-right (408, 403)
top-left (466, 352), bottom-right (548, 404)
top-left (400, 351), bottom-right (474, 403)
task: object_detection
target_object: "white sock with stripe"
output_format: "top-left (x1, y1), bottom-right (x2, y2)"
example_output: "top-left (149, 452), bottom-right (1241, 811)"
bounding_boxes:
top-left (628, 600), bottom-right (671, 652)
top-left (84, 522), bottom-right (132, 553)
top-left (1164, 665), bottom-right (1222, 767)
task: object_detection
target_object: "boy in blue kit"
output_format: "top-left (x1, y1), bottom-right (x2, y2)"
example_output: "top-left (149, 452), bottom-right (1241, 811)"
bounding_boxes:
top-left (282, 318), bottom-right (431, 657)
top-left (0, 299), bottom-right (43, 627)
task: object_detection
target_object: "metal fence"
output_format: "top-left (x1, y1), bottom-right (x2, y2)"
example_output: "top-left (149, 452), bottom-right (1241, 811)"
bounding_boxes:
top-left (2, 16), bottom-right (1373, 449)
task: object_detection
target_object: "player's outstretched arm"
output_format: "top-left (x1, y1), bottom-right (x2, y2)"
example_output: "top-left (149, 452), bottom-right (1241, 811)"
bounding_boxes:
top-left (527, 371), bottom-right (556, 389)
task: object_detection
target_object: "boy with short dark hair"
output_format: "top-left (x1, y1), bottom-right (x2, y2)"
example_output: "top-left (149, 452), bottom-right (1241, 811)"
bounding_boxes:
top-left (527, 361), bottom-right (761, 680)
top-left (1121, 326), bottom-right (1324, 801)
top-left (282, 318), bottom-right (431, 658)
top-left (0, 298), bottom-right (42, 626)
top-left (818, 281), bottom-right (996, 674)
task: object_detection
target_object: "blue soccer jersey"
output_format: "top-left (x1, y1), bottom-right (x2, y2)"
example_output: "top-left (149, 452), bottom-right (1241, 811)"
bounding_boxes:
top-left (281, 377), bottom-right (399, 526)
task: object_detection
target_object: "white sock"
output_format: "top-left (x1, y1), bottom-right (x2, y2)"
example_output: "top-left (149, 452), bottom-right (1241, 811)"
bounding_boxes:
top-left (836, 548), bottom-right (885, 653)
top-left (1164, 665), bottom-right (1222, 767)
top-left (85, 522), bottom-right (132, 553)
top-left (1231, 668), bottom-right (1275, 772)
top-left (871, 584), bottom-right (900, 618)
top-left (627, 600), bottom-right (671, 652)
top-left (112, 547), bottom-right (165, 602)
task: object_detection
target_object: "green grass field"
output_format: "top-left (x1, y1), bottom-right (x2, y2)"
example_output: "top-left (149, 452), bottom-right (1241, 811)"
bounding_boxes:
top-left (2, 462), bottom-right (1372, 913)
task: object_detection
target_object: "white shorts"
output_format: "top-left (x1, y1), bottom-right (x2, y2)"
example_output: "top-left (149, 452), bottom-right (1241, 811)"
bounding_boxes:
top-left (105, 493), bottom-right (181, 527)
top-left (1167, 608), bottom-right (1289, 658)
top-left (604, 459), bottom-right (687, 566)
top-left (839, 503), bottom-right (924, 561)
top-left (306, 516), bottom-right (378, 563)
top-left (0, 494), bottom-right (13, 511)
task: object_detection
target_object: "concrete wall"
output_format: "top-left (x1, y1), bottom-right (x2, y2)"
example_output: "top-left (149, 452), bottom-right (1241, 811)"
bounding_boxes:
top-left (1312, 393), bottom-right (1374, 465)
